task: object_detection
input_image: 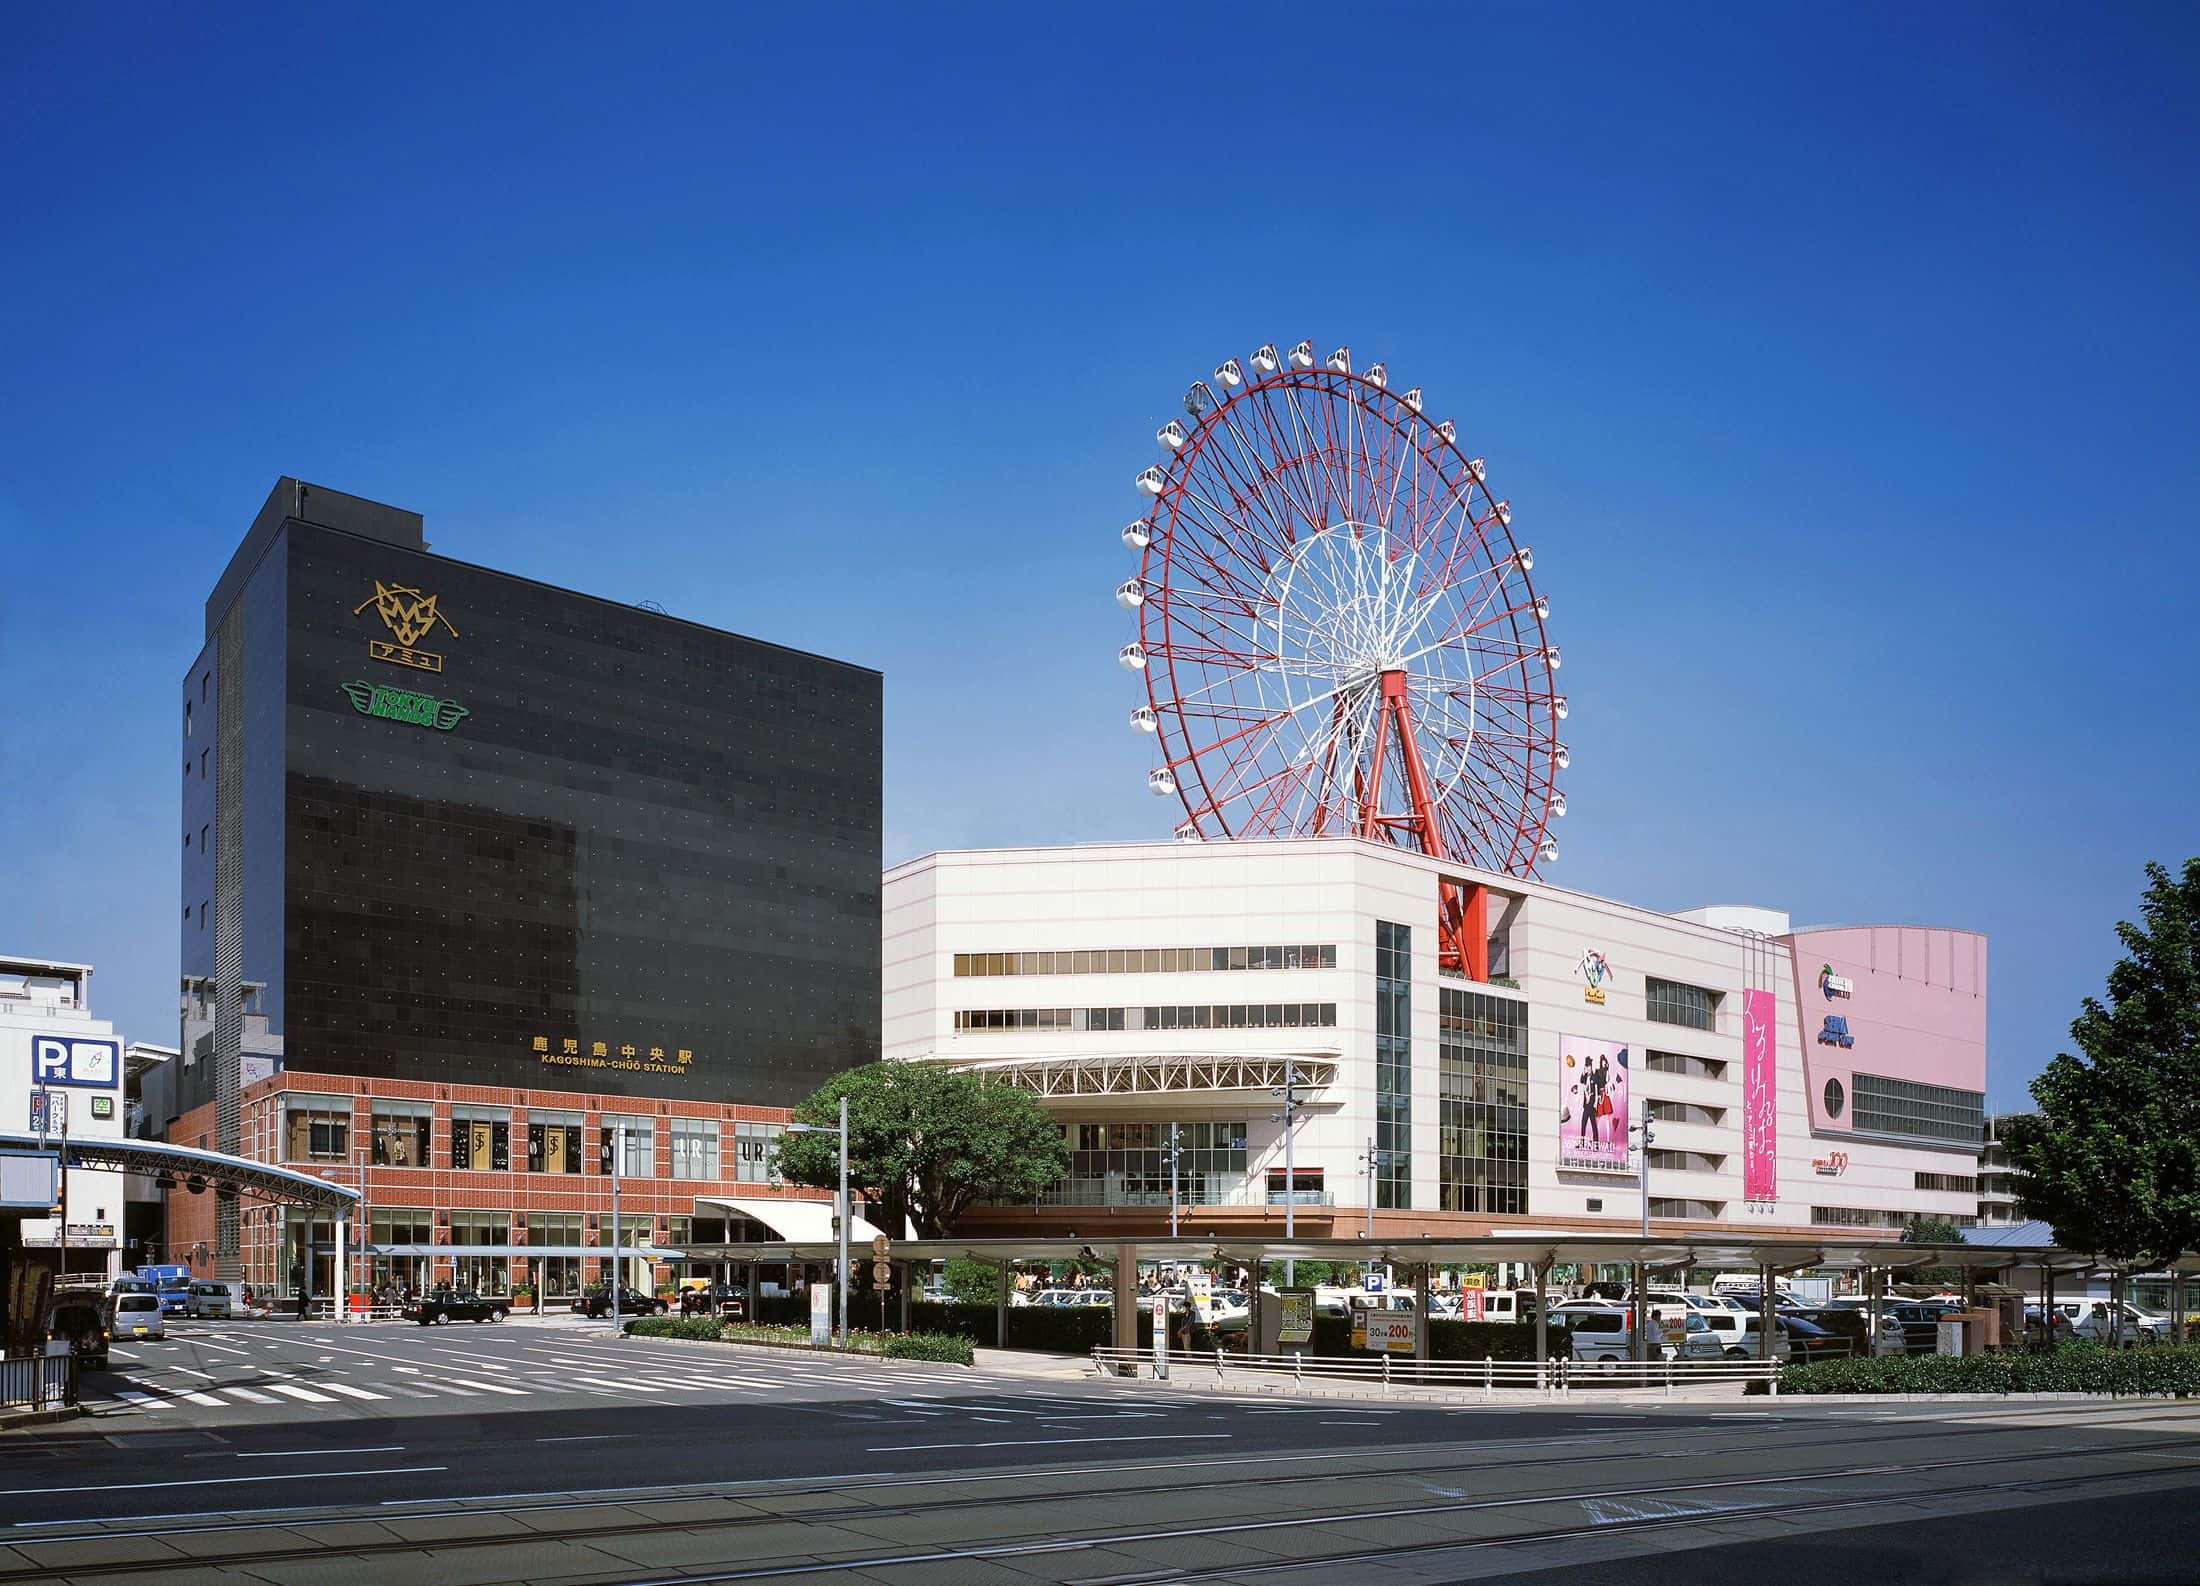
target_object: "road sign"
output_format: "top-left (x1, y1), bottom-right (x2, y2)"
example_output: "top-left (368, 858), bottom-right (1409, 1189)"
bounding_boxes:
top-left (1150, 1294), bottom-right (1170, 1379)
top-left (871, 1261), bottom-right (892, 1285)
top-left (28, 1092), bottom-right (65, 1134)
top-left (870, 1233), bottom-right (890, 1256)
top-left (1364, 1266), bottom-right (1386, 1293)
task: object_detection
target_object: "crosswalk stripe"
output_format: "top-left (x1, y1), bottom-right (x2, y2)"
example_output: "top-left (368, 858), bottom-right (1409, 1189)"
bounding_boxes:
top-left (266, 1383), bottom-right (336, 1403)
top-left (436, 1376), bottom-right (528, 1396)
top-left (567, 1375), bottom-right (661, 1393)
top-left (223, 1387), bottom-right (281, 1404)
top-left (175, 1390), bottom-right (227, 1407)
top-left (319, 1382), bottom-right (389, 1401)
top-left (113, 1391), bottom-right (165, 1409)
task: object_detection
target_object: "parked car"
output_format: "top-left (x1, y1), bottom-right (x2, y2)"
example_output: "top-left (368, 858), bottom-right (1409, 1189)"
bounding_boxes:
top-left (677, 1284), bottom-right (746, 1320)
top-left (185, 1281), bottom-right (234, 1320)
top-left (2056, 1300), bottom-right (2169, 1346)
top-left (1773, 1313), bottom-right (1851, 1362)
top-left (108, 1292), bottom-right (165, 1340)
top-left (403, 1288), bottom-right (510, 1325)
top-left (576, 1285), bottom-right (668, 1319)
top-left (1694, 1308), bottom-right (1790, 1360)
top-left (47, 1295), bottom-right (110, 1370)
top-left (1561, 1305), bottom-right (1723, 1363)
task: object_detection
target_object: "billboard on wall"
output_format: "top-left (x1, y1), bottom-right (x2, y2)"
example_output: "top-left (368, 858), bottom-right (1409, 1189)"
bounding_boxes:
top-left (1743, 988), bottom-right (1778, 1200)
top-left (1558, 1037), bottom-right (1630, 1171)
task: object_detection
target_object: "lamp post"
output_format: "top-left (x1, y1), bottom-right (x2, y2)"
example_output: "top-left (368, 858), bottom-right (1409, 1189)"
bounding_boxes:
top-left (1629, 1097), bottom-right (1657, 1362)
top-left (786, 1095), bottom-right (850, 1347)
top-left (1358, 1135), bottom-right (1380, 1242)
top-left (1167, 1122), bottom-right (1181, 1240)
top-left (1268, 1067), bottom-right (1303, 1288)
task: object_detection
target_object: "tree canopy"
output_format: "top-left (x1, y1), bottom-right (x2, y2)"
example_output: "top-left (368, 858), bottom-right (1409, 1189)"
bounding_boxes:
top-left (2000, 858), bottom-right (2200, 1267)
top-left (772, 1062), bottom-right (1071, 1240)
top-left (1899, 1215), bottom-right (1965, 1284)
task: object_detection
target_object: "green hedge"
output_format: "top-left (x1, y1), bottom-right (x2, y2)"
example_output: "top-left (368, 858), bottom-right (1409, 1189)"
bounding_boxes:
top-left (884, 1332), bottom-right (975, 1365)
top-left (622, 1315), bottom-right (728, 1342)
top-left (1754, 1342), bottom-right (2200, 1396)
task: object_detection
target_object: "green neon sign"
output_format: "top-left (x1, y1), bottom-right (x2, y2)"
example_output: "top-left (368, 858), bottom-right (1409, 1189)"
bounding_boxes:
top-left (340, 680), bottom-right (470, 731)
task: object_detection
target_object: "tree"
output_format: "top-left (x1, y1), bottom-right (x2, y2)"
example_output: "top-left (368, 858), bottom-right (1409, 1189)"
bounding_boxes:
top-left (941, 1257), bottom-right (1000, 1307)
top-left (1900, 1215), bottom-right (1965, 1286)
top-left (2000, 859), bottom-right (2200, 1281)
top-left (773, 1062), bottom-right (1072, 1239)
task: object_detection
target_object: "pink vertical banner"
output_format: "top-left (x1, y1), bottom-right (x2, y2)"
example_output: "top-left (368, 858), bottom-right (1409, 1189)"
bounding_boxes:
top-left (1743, 988), bottom-right (1777, 1200)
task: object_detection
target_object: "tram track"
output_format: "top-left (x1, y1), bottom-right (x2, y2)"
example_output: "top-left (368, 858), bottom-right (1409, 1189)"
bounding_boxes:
top-left (1, 1428), bottom-right (2193, 1584)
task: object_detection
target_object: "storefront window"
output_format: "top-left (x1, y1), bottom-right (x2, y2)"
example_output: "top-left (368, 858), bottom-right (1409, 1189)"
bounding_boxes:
top-left (452, 1108), bottom-right (511, 1171)
top-left (448, 1211), bottom-right (511, 1295)
top-left (284, 1098), bottom-right (351, 1163)
top-left (604, 1116), bottom-right (654, 1179)
top-left (369, 1212), bottom-right (433, 1298)
top-left (671, 1119), bottom-right (720, 1180)
top-left (369, 1107), bottom-right (432, 1167)
top-left (527, 1111), bottom-right (583, 1174)
top-left (734, 1121), bottom-right (782, 1183)
top-left (528, 1214), bottom-right (583, 1300)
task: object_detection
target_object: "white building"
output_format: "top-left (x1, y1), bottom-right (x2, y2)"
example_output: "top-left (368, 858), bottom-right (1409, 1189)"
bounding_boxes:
top-left (883, 840), bottom-right (1986, 1242)
top-left (0, 955), bottom-right (128, 1283)
top-left (1976, 1113), bottom-right (2027, 1227)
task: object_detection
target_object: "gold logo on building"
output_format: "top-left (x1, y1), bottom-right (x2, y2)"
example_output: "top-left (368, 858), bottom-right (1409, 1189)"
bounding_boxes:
top-left (355, 581), bottom-right (458, 673)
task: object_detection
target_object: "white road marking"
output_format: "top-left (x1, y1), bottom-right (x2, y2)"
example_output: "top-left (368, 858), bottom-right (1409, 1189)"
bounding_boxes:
top-left (435, 1377), bottom-right (527, 1396)
top-left (318, 1383), bottom-right (389, 1401)
top-left (0, 1466), bottom-right (437, 1497)
top-left (869, 1433), bottom-right (1233, 1452)
top-left (237, 1446), bottom-right (405, 1458)
top-left (221, 1388), bottom-right (281, 1404)
top-left (266, 1384), bottom-right (336, 1404)
top-left (112, 1391), bottom-right (166, 1410)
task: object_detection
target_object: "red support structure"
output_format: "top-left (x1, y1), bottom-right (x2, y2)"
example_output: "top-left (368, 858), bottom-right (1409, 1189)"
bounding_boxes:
top-left (1368, 670), bottom-right (1483, 979)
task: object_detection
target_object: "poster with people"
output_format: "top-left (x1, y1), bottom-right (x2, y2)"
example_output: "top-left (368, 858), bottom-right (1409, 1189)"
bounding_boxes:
top-left (1558, 1037), bottom-right (1631, 1170)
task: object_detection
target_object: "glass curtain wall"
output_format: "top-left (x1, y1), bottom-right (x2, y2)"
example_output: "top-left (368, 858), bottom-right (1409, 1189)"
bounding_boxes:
top-left (368, 1211), bottom-right (432, 1297)
top-left (1375, 922), bottom-right (1412, 1208)
top-left (529, 1214), bottom-right (583, 1302)
top-left (1438, 988), bottom-right (1528, 1214)
top-left (448, 1210), bottom-right (511, 1295)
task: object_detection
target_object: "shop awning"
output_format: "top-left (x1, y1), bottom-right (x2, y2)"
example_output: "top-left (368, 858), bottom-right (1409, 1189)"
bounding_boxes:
top-left (364, 1244), bottom-right (683, 1260)
top-left (692, 1197), bottom-right (893, 1244)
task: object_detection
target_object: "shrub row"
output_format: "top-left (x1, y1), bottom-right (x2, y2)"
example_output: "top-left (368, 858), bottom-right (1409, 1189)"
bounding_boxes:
top-left (883, 1332), bottom-right (976, 1365)
top-left (621, 1315), bottom-right (730, 1342)
top-left (1756, 1342), bottom-right (2200, 1397)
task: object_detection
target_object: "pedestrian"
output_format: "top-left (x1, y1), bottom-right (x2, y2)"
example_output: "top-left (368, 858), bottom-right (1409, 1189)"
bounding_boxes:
top-left (295, 1285), bottom-right (309, 1321)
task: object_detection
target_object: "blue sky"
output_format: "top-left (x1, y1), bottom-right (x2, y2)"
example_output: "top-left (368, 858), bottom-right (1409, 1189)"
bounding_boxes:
top-left (3, 6), bottom-right (2194, 1109)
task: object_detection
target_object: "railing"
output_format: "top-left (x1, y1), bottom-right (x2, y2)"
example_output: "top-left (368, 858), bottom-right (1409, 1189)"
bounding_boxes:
top-left (1091, 1346), bottom-right (1781, 1393)
top-left (0, 1352), bottom-right (78, 1412)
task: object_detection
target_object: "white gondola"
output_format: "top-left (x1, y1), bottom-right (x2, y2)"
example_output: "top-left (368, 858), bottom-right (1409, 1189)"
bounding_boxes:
top-left (1432, 418), bottom-right (1456, 445)
top-left (1129, 707), bottom-right (1158, 734)
top-left (1135, 465), bottom-right (1167, 496)
top-left (1553, 694), bottom-right (1569, 720)
top-left (1325, 346), bottom-right (1350, 373)
top-left (1184, 383), bottom-right (1213, 417)
top-left (1252, 343), bottom-right (1282, 373)
top-left (1515, 545), bottom-right (1534, 573)
top-left (1116, 579), bottom-right (1146, 610)
top-left (1148, 767), bottom-right (1177, 796)
top-left (1119, 643), bottom-right (1147, 671)
top-left (1467, 456), bottom-right (1487, 482)
top-left (1364, 362), bottom-right (1387, 389)
top-left (1544, 645), bottom-right (1561, 670)
top-left (1401, 386), bottom-right (1423, 413)
top-left (1288, 339), bottom-right (1315, 369)
top-left (1534, 596), bottom-right (1549, 619)
top-left (1540, 837), bottom-right (1560, 863)
top-left (1122, 519), bottom-right (1152, 550)
top-left (1215, 358), bottom-right (1245, 388)
top-left (1555, 743), bottom-right (1571, 770)
top-left (1157, 419), bottom-right (1189, 452)
top-left (1549, 791), bottom-right (1567, 818)
top-left (1173, 821), bottom-right (1201, 843)
top-left (1494, 499), bottom-right (1511, 527)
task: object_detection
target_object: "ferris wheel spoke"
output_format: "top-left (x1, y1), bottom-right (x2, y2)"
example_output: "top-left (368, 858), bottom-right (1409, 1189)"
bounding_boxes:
top-left (1187, 412), bottom-right (1306, 566)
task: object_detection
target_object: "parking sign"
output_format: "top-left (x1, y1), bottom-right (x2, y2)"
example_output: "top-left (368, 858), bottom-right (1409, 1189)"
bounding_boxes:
top-left (30, 1037), bottom-right (117, 1089)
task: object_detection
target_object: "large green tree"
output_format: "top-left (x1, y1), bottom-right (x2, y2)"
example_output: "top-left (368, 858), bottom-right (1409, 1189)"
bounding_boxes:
top-left (773, 1062), bottom-right (1071, 1239)
top-left (2000, 859), bottom-right (2200, 1270)
top-left (1899, 1215), bottom-right (1965, 1285)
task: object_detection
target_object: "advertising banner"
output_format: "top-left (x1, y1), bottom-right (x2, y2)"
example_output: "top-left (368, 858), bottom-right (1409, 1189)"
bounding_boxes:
top-left (1277, 1290), bottom-right (1314, 1345)
top-left (1743, 988), bottom-right (1778, 1201)
top-left (1558, 1037), bottom-right (1631, 1171)
top-left (1353, 1305), bottom-right (1417, 1353)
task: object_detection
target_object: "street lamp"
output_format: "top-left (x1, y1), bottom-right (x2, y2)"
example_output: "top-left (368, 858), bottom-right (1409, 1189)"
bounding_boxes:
top-left (1268, 1067), bottom-right (1305, 1288)
top-left (1629, 1098), bottom-right (1657, 1361)
top-left (1357, 1135), bottom-right (1382, 1242)
top-left (1165, 1122), bottom-right (1181, 1239)
top-left (785, 1094), bottom-right (850, 1348)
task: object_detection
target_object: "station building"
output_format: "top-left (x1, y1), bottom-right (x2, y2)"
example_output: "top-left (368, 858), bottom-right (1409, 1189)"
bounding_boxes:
top-left (883, 840), bottom-right (1987, 1243)
top-left (152, 479), bottom-right (881, 1301)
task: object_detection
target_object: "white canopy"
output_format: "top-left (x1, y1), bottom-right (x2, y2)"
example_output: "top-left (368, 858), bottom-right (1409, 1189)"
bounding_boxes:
top-left (694, 1196), bottom-right (894, 1244)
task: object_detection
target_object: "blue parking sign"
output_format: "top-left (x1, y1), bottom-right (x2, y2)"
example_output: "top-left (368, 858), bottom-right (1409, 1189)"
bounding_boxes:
top-left (30, 1037), bottom-right (117, 1088)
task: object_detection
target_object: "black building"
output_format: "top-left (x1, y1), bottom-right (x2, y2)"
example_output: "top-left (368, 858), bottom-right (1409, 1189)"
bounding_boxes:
top-left (177, 479), bottom-right (881, 1139)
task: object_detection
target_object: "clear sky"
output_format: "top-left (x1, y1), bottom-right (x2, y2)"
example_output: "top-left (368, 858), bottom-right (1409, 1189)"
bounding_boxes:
top-left (3, 7), bottom-right (2194, 1110)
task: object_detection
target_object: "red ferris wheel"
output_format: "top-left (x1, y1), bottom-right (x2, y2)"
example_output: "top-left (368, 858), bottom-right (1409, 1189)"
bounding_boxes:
top-left (1116, 339), bottom-right (1567, 978)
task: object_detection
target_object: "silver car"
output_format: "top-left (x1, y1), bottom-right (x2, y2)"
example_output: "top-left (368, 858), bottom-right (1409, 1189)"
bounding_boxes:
top-left (185, 1281), bottom-right (233, 1320)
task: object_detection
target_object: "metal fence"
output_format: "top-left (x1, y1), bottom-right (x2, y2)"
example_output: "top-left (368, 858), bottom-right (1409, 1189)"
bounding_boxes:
top-left (1091, 1346), bottom-right (1782, 1394)
top-left (0, 1352), bottom-right (78, 1412)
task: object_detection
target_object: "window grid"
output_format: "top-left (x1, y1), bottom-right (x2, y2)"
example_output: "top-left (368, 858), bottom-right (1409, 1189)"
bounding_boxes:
top-left (953, 1003), bottom-right (1338, 1033)
top-left (954, 945), bottom-right (1337, 976)
top-left (1647, 1149), bottom-right (1728, 1174)
top-left (1645, 977), bottom-right (1720, 1031)
top-left (1643, 1049), bottom-right (1728, 1081)
top-left (1439, 986), bottom-right (1527, 1215)
top-left (1376, 921), bottom-right (1411, 1210)
top-left (670, 1118), bottom-right (721, 1181)
top-left (1646, 1100), bottom-right (1728, 1128)
top-left (1850, 1074), bottom-right (1986, 1145)
top-left (734, 1121), bottom-right (782, 1184)
top-left (1914, 1171), bottom-right (1978, 1194)
top-left (1648, 1198), bottom-right (1726, 1220)
top-left (1039, 1120), bottom-right (1250, 1207)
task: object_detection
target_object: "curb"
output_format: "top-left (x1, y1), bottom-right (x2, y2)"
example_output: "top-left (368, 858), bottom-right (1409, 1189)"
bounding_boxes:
top-left (613, 1331), bottom-right (970, 1368)
top-left (0, 1406), bottom-right (86, 1432)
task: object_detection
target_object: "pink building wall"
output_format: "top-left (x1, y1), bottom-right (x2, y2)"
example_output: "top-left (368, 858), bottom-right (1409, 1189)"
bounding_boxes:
top-left (1781, 925), bottom-right (1987, 1134)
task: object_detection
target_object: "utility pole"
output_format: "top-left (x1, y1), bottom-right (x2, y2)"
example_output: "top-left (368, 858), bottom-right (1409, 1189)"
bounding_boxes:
top-left (1630, 1096), bottom-right (1656, 1362)
top-left (786, 1097), bottom-right (852, 1347)
top-left (1269, 1066), bottom-right (1302, 1288)
top-left (608, 1123), bottom-right (623, 1334)
top-left (1168, 1122), bottom-right (1180, 1240)
top-left (1359, 1135), bottom-right (1379, 1242)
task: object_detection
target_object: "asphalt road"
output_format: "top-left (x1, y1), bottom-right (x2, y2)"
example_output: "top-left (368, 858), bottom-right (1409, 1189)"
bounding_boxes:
top-left (4, 1318), bottom-right (2195, 1584)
